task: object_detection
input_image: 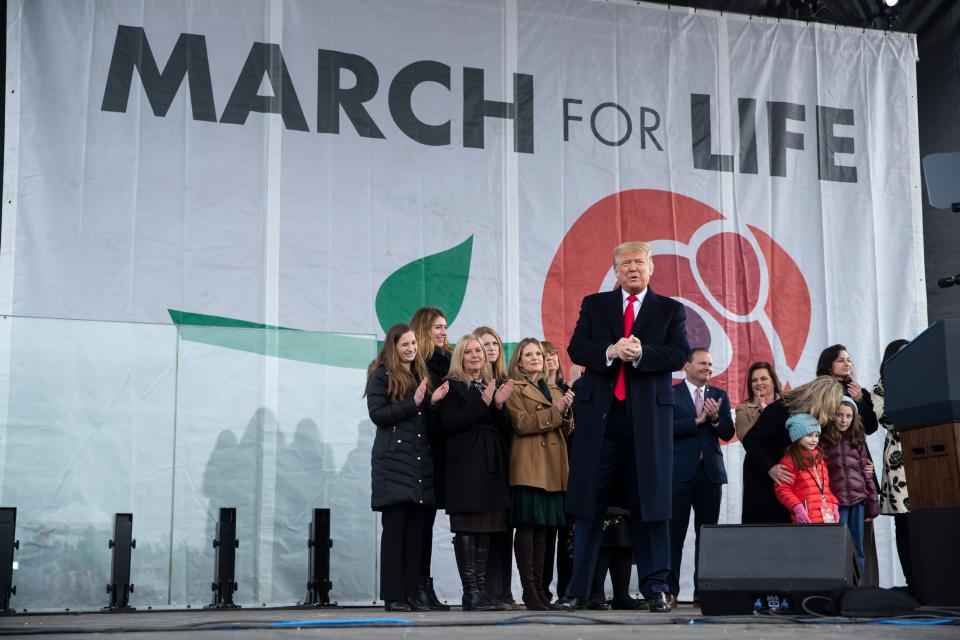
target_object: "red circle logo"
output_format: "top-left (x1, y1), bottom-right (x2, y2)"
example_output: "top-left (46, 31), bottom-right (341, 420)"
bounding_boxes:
top-left (542, 189), bottom-right (811, 408)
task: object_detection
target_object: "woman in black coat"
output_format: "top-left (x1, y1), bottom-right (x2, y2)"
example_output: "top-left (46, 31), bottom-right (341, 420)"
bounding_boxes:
top-left (815, 344), bottom-right (879, 435)
top-left (473, 325), bottom-right (519, 609)
top-left (741, 376), bottom-right (843, 524)
top-left (438, 333), bottom-right (514, 611)
top-left (412, 306), bottom-right (453, 385)
top-left (408, 306), bottom-right (454, 610)
top-left (366, 323), bottom-right (449, 612)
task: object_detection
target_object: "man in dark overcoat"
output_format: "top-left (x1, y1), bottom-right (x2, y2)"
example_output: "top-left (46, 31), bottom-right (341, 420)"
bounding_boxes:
top-left (561, 241), bottom-right (689, 612)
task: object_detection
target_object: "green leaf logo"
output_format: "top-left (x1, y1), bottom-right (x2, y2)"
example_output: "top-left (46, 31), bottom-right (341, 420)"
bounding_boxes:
top-left (168, 309), bottom-right (377, 368)
top-left (375, 236), bottom-right (473, 334)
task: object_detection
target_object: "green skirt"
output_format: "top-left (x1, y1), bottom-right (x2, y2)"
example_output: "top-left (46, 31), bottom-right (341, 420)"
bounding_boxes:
top-left (509, 485), bottom-right (565, 527)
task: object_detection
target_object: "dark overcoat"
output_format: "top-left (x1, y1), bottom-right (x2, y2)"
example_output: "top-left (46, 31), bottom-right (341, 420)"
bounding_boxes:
top-left (437, 379), bottom-right (511, 514)
top-left (566, 287), bottom-right (689, 521)
top-left (425, 347), bottom-right (452, 508)
top-left (672, 381), bottom-right (735, 484)
top-left (740, 400), bottom-right (792, 524)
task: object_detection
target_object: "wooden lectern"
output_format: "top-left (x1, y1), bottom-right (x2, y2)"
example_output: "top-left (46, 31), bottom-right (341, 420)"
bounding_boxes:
top-left (884, 319), bottom-right (960, 509)
top-left (884, 320), bottom-right (960, 606)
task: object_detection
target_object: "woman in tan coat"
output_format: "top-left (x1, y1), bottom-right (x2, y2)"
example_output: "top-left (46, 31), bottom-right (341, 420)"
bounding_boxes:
top-left (505, 338), bottom-right (574, 610)
top-left (734, 361), bottom-right (783, 441)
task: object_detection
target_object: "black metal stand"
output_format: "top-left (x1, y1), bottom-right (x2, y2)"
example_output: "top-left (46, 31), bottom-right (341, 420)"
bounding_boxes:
top-left (0, 508), bottom-right (18, 614)
top-left (937, 272), bottom-right (960, 288)
top-left (302, 508), bottom-right (337, 607)
top-left (103, 513), bottom-right (136, 611)
top-left (208, 507), bottom-right (240, 609)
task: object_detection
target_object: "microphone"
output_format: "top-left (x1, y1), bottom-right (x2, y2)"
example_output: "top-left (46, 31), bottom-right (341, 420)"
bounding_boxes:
top-left (938, 274), bottom-right (960, 288)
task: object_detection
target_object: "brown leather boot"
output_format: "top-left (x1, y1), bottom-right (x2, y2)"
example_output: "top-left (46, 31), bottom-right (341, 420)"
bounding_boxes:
top-left (515, 526), bottom-right (550, 610)
top-left (532, 526), bottom-right (560, 609)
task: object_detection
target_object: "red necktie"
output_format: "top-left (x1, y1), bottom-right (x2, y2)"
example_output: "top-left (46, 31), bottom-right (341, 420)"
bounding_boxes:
top-left (614, 294), bottom-right (637, 401)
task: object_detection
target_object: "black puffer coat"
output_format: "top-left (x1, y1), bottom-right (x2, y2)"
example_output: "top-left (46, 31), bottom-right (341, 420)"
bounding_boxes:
top-left (366, 366), bottom-right (435, 511)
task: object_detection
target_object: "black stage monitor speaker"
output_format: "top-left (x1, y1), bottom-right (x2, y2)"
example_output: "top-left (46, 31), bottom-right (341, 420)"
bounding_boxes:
top-left (697, 524), bottom-right (857, 615)
top-left (909, 508), bottom-right (960, 606)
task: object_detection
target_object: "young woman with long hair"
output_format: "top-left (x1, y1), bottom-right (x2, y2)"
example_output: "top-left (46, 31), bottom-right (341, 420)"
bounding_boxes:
top-left (474, 326), bottom-right (508, 382)
top-left (815, 344), bottom-right (879, 435)
top-left (406, 306), bottom-right (455, 610)
top-left (365, 323), bottom-right (449, 611)
top-left (504, 338), bottom-right (574, 610)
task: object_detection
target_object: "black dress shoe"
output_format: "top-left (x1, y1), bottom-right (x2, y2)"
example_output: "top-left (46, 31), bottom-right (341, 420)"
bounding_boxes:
top-left (556, 596), bottom-right (586, 611)
top-left (648, 591), bottom-right (672, 613)
top-left (586, 598), bottom-right (611, 610)
top-left (384, 600), bottom-right (412, 612)
top-left (610, 597), bottom-right (643, 610)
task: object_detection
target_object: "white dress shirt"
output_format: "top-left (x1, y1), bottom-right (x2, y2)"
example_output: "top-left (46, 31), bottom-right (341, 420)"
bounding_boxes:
top-left (606, 287), bottom-right (647, 366)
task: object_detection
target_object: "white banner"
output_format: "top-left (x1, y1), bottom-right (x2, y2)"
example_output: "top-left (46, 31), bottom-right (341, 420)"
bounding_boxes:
top-left (3, 0), bottom-right (923, 608)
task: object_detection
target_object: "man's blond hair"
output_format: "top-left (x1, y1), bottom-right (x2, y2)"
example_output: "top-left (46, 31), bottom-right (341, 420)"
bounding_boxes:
top-left (613, 241), bottom-right (653, 267)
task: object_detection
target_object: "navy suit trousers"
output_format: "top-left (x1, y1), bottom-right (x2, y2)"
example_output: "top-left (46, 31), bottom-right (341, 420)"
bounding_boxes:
top-left (565, 400), bottom-right (671, 598)
top-left (668, 461), bottom-right (722, 596)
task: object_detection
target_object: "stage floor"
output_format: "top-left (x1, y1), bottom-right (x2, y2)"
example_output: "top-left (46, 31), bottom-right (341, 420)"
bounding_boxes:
top-left (1, 604), bottom-right (957, 639)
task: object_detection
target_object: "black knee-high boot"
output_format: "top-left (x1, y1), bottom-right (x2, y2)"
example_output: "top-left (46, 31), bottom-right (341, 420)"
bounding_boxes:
top-left (454, 534), bottom-right (502, 611)
top-left (474, 533), bottom-right (505, 611)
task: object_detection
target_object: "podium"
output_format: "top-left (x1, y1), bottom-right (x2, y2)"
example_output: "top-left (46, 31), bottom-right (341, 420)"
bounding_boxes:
top-left (884, 320), bottom-right (960, 606)
top-left (884, 319), bottom-right (960, 509)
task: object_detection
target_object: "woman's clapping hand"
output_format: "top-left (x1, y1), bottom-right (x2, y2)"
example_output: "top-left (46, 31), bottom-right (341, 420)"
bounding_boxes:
top-left (555, 389), bottom-right (575, 414)
top-left (494, 379), bottom-right (514, 409)
top-left (481, 380), bottom-right (497, 406)
top-left (430, 380), bottom-right (450, 406)
top-left (414, 378), bottom-right (429, 406)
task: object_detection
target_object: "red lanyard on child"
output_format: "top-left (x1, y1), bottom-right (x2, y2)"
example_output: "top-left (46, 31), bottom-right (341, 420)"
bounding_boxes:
top-left (807, 456), bottom-right (835, 523)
